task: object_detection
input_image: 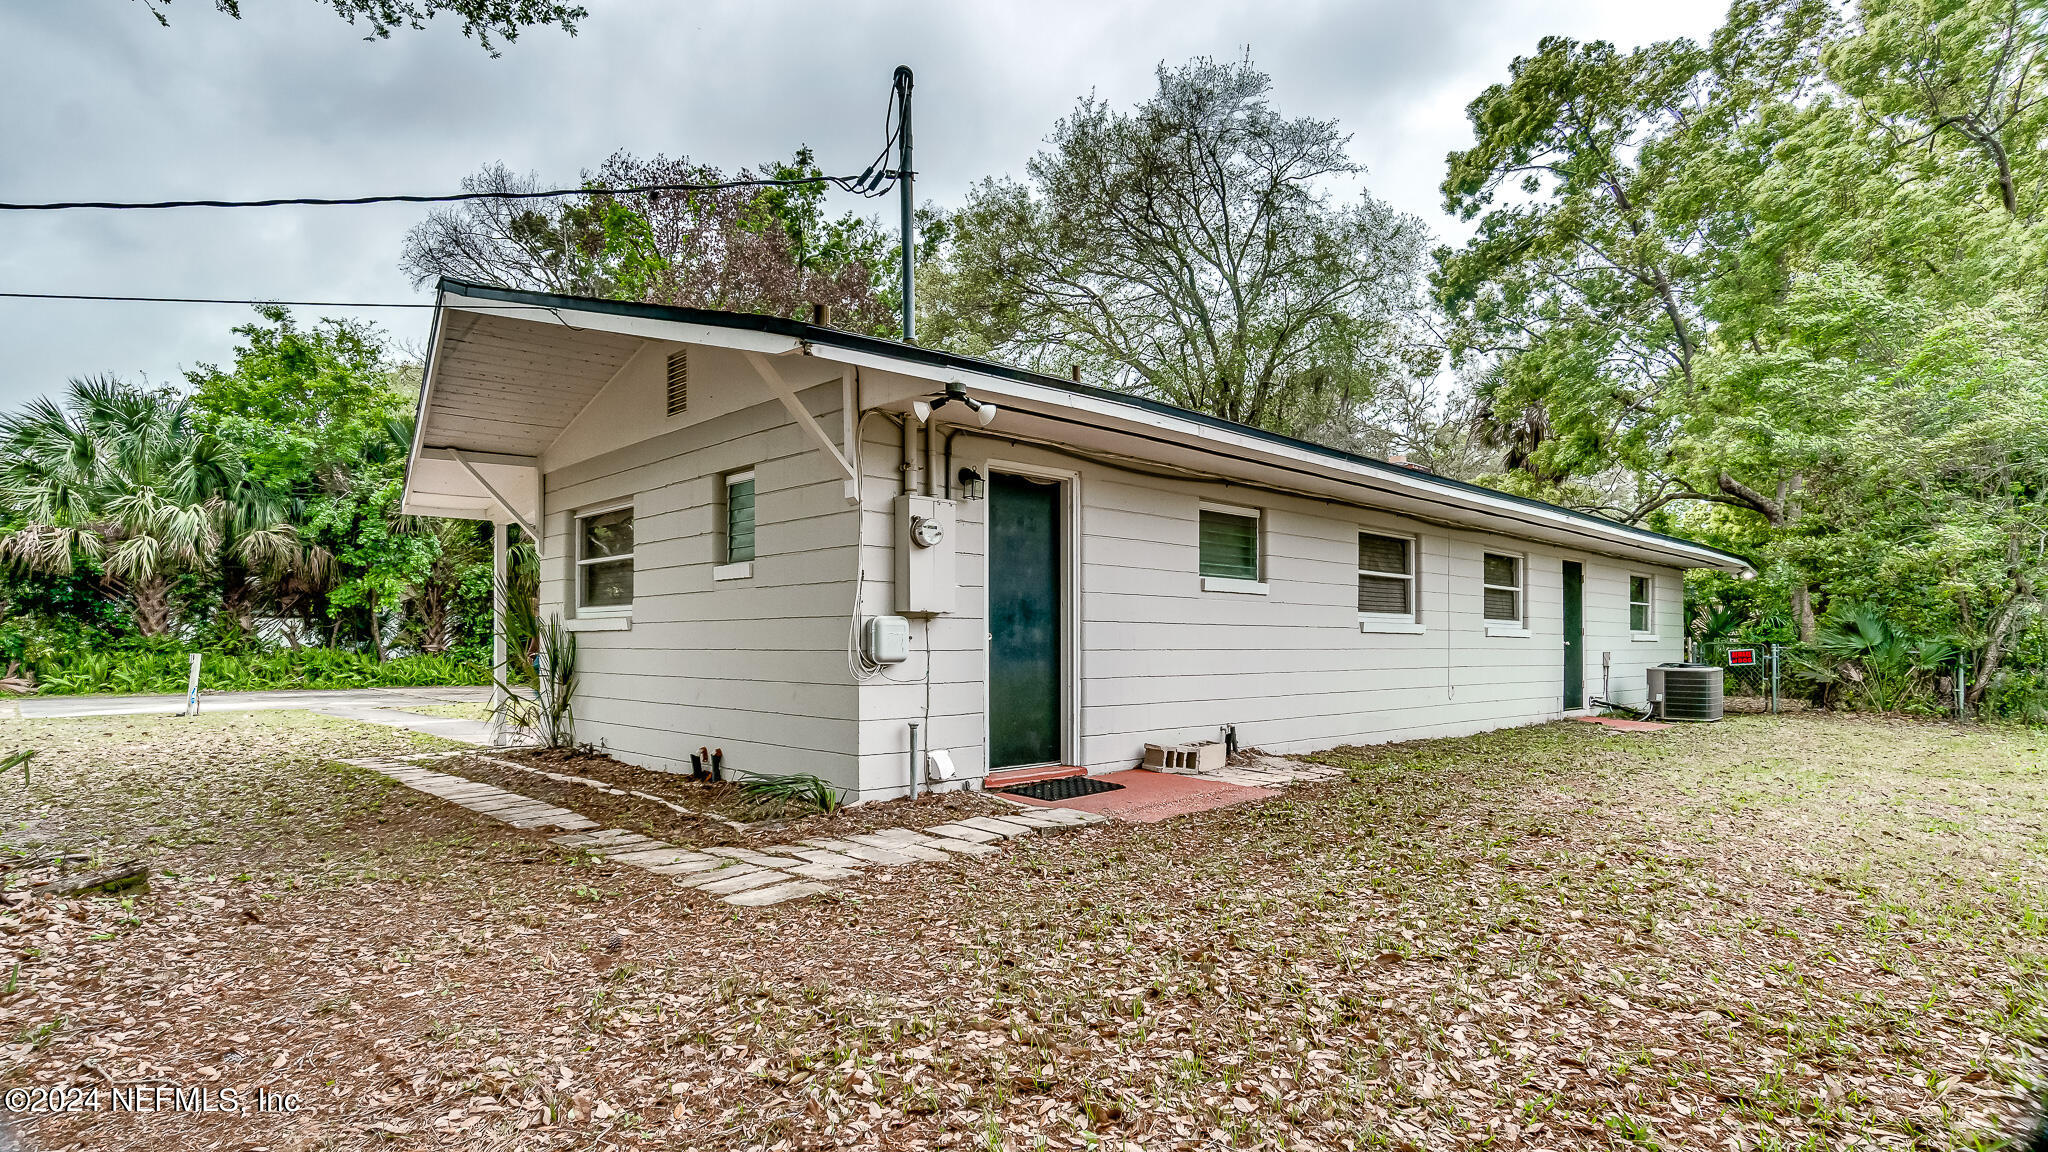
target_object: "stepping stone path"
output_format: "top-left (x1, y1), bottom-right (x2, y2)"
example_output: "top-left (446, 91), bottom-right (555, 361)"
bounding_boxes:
top-left (343, 753), bottom-right (1110, 908)
top-left (341, 756), bottom-right (597, 831)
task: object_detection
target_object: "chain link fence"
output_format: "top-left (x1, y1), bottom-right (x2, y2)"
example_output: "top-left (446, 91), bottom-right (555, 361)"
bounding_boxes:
top-left (1691, 640), bottom-right (1974, 717)
top-left (1692, 641), bottom-right (1792, 714)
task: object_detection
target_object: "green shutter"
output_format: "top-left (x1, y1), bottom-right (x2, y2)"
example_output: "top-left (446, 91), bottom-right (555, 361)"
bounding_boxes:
top-left (726, 476), bottom-right (756, 564)
top-left (1199, 509), bottom-right (1259, 580)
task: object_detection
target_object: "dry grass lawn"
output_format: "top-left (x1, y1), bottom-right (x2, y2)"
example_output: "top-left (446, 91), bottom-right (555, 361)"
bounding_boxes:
top-left (0, 710), bottom-right (2044, 1151)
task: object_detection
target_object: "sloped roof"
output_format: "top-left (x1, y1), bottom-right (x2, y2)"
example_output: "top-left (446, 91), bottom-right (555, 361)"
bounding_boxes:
top-left (406, 278), bottom-right (1751, 574)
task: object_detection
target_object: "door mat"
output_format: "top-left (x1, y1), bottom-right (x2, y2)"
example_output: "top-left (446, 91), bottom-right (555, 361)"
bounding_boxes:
top-left (1000, 775), bottom-right (1125, 802)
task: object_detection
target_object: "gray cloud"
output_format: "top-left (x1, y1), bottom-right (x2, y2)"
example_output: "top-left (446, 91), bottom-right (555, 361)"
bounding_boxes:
top-left (0, 0), bottom-right (1720, 405)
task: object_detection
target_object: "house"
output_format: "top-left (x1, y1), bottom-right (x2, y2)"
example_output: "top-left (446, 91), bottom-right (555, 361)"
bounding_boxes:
top-left (401, 279), bottom-right (1750, 802)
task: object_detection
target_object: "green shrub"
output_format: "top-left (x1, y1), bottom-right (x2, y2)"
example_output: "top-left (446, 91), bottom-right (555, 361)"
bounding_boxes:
top-left (29, 645), bottom-right (487, 696)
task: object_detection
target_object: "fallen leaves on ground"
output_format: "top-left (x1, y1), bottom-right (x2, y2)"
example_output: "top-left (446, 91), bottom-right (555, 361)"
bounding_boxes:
top-left (0, 711), bottom-right (2042, 1150)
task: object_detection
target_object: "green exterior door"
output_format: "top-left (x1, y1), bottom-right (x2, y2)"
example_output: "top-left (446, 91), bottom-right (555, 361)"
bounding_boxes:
top-left (988, 473), bottom-right (1062, 768)
top-left (1562, 560), bottom-right (1585, 709)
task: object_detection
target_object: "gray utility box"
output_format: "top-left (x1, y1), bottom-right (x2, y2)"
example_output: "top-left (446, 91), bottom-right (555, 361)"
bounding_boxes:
top-left (894, 494), bottom-right (956, 615)
top-left (1647, 663), bottom-right (1724, 721)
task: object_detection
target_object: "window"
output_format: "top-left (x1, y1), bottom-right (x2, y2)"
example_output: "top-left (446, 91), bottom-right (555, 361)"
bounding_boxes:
top-left (1482, 552), bottom-right (1522, 623)
top-left (1198, 504), bottom-right (1260, 582)
top-left (1629, 574), bottom-right (1654, 633)
top-left (724, 470), bottom-right (756, 565)
top-left (576, 506), bottom-right (634, 612)
top-left (1358, 532), bottom-right (1416, 620)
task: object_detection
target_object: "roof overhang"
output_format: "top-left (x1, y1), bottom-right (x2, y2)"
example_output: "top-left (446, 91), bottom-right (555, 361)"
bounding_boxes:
top-left (402, 280), bottom-right (1752, 575)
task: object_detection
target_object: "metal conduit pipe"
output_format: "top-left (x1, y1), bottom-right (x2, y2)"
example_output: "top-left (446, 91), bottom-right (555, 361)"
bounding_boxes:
top-left (907, 721), bottom-right (922, 801)
top-left (899, 412), bottom-right (916, 496)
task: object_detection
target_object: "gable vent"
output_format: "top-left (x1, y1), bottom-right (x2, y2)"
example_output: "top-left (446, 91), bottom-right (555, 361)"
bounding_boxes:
top-left (665, 349), bottom-right (689, 416)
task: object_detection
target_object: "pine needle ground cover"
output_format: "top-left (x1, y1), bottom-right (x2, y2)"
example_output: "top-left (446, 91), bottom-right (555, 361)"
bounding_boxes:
top-left (0, 712), bottom-right (2043, 1150)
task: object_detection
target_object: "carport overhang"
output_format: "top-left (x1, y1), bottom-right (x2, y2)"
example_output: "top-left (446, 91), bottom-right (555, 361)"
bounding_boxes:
top-left (402, 280), bottom-right (1753, 576)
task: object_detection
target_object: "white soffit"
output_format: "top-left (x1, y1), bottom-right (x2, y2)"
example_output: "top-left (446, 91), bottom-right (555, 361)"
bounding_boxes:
top-left (417, 308), bottom-right (646, 458)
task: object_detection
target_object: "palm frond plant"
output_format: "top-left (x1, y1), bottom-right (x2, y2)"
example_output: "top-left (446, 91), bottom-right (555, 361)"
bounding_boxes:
top-left (491, 612), bottom-right (575, 748)
top-left (736, 771), bottom-right (843, 815)
top-left (1801, 601), bottom-right (1960, 713)
top-left (0, 378), bottom-right (325, 637)
top-left (0, 751), bottom-right (36, 785)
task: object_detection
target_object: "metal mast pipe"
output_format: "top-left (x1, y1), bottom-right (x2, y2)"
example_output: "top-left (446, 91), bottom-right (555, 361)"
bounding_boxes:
top-left (895, 65), bottom-right (915, 343)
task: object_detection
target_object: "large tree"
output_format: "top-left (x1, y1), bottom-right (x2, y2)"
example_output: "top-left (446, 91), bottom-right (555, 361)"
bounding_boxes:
top-left (1437, 0), bottom-right (2048, 680)
top-left (922, 55), bottom-right (1427, 441)
top-left (400, 151), bottom-right (898, 334)
top-left (190, 308), bottom-right (449, 656)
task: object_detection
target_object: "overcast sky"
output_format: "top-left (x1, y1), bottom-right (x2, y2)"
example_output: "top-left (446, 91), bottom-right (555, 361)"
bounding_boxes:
top-left (0, 0), bottom-right (1722, 408)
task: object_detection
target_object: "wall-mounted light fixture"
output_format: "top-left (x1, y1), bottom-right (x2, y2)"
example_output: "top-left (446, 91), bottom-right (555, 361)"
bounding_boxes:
top-left (911, 382), bottom-right (998, 427)
top-left (956, 467), bottom-right (987, 501)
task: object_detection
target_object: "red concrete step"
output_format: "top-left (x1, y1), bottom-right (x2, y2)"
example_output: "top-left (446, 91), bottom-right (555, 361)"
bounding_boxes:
top-left (1575, 715), bottom-right (1671, 732)
top-left (985, 764), bottom-right (1086, 789)
top-left (1004, 767), bottom-right (1277, 823)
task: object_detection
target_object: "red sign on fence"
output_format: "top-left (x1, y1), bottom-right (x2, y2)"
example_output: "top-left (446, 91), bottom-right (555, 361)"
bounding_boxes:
top-left (1727, 648), bottom-right (1758, 666)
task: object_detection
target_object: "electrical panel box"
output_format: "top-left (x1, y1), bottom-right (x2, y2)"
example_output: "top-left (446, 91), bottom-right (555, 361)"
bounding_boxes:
top-left (864, 615), bottom-right (911, 664)
top-left (893, 494), bottom-right (956, 615)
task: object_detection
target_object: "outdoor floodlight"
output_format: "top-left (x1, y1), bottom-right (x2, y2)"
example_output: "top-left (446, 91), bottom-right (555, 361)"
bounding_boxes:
top-left (915, 382), bottom-right (997, 427)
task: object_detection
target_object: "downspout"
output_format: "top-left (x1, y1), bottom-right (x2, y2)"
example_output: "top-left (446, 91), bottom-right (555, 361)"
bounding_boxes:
top-left (943, 429), bottom-right (962, 498)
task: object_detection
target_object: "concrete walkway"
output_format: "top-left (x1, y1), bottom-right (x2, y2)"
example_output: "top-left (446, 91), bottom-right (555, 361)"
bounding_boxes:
top-left (14, 684), bottom-right (492, 720)
top-left (11, 685), bottom-right (503, 745)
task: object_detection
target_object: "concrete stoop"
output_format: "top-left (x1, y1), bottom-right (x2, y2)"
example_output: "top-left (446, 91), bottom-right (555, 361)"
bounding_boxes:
top-left (345, 754), bottom-right (1109, 908)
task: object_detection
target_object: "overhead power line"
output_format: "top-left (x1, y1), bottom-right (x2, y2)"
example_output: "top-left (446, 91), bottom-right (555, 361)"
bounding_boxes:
top-left (0, 70), bottom-right (908, 212)
top-left (0, 291), bottom-right (516, 308)
top-left (0, 171), bottom-right (897, 213)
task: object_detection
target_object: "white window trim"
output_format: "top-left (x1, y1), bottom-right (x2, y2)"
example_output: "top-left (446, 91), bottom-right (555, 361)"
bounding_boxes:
top-left (564, 616), bottom-right (630, 633)
top-left (574, 501), bottom-right (635, 618)
top-left (712, 561), bottom-right (754, 582)
top-left (1629, 572), bottom-right (1659, 640)
top-left (1357, 529), bottom-right (1421, 629)
top-left (1197, 500), bottom-right (1263, 588)
top-left (1481, 550), bottom-right (1527, 633)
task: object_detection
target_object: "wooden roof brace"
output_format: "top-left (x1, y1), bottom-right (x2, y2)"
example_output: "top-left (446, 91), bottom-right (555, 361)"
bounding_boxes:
top-left (447, 447), bottom-right (540, 549)
top-left (742, 350), bottom-right (858, 500)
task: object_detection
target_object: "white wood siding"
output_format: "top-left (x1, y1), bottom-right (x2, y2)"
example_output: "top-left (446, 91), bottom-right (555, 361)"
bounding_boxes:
top-left (537, 374), bottom-right (1689, 802)
top-left (539, 381), bottom-right (861, 785)
top-left (853, 436), bottom-right (1687, 787)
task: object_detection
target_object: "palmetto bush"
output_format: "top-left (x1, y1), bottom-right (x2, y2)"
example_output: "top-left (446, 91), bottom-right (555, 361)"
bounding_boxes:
top-left (1789, 601), bottom-right (1960, 714)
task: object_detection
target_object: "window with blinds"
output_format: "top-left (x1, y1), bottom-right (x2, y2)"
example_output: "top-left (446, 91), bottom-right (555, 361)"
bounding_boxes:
top-left (1482, 552), bottom-right (1522, 623)
top-left (575, 505), bottom-right (634, 612)
top-left (1629, 574), bottom-right (1653, 632)
top-left (1198, 507), bottom-right (1260, 581)
top-left (724, 470), bottom-right (756, 565)
top-left (1358, 532), bottom-right (1415, 619)
top-left (666, 350), bottom-right (688, 416)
